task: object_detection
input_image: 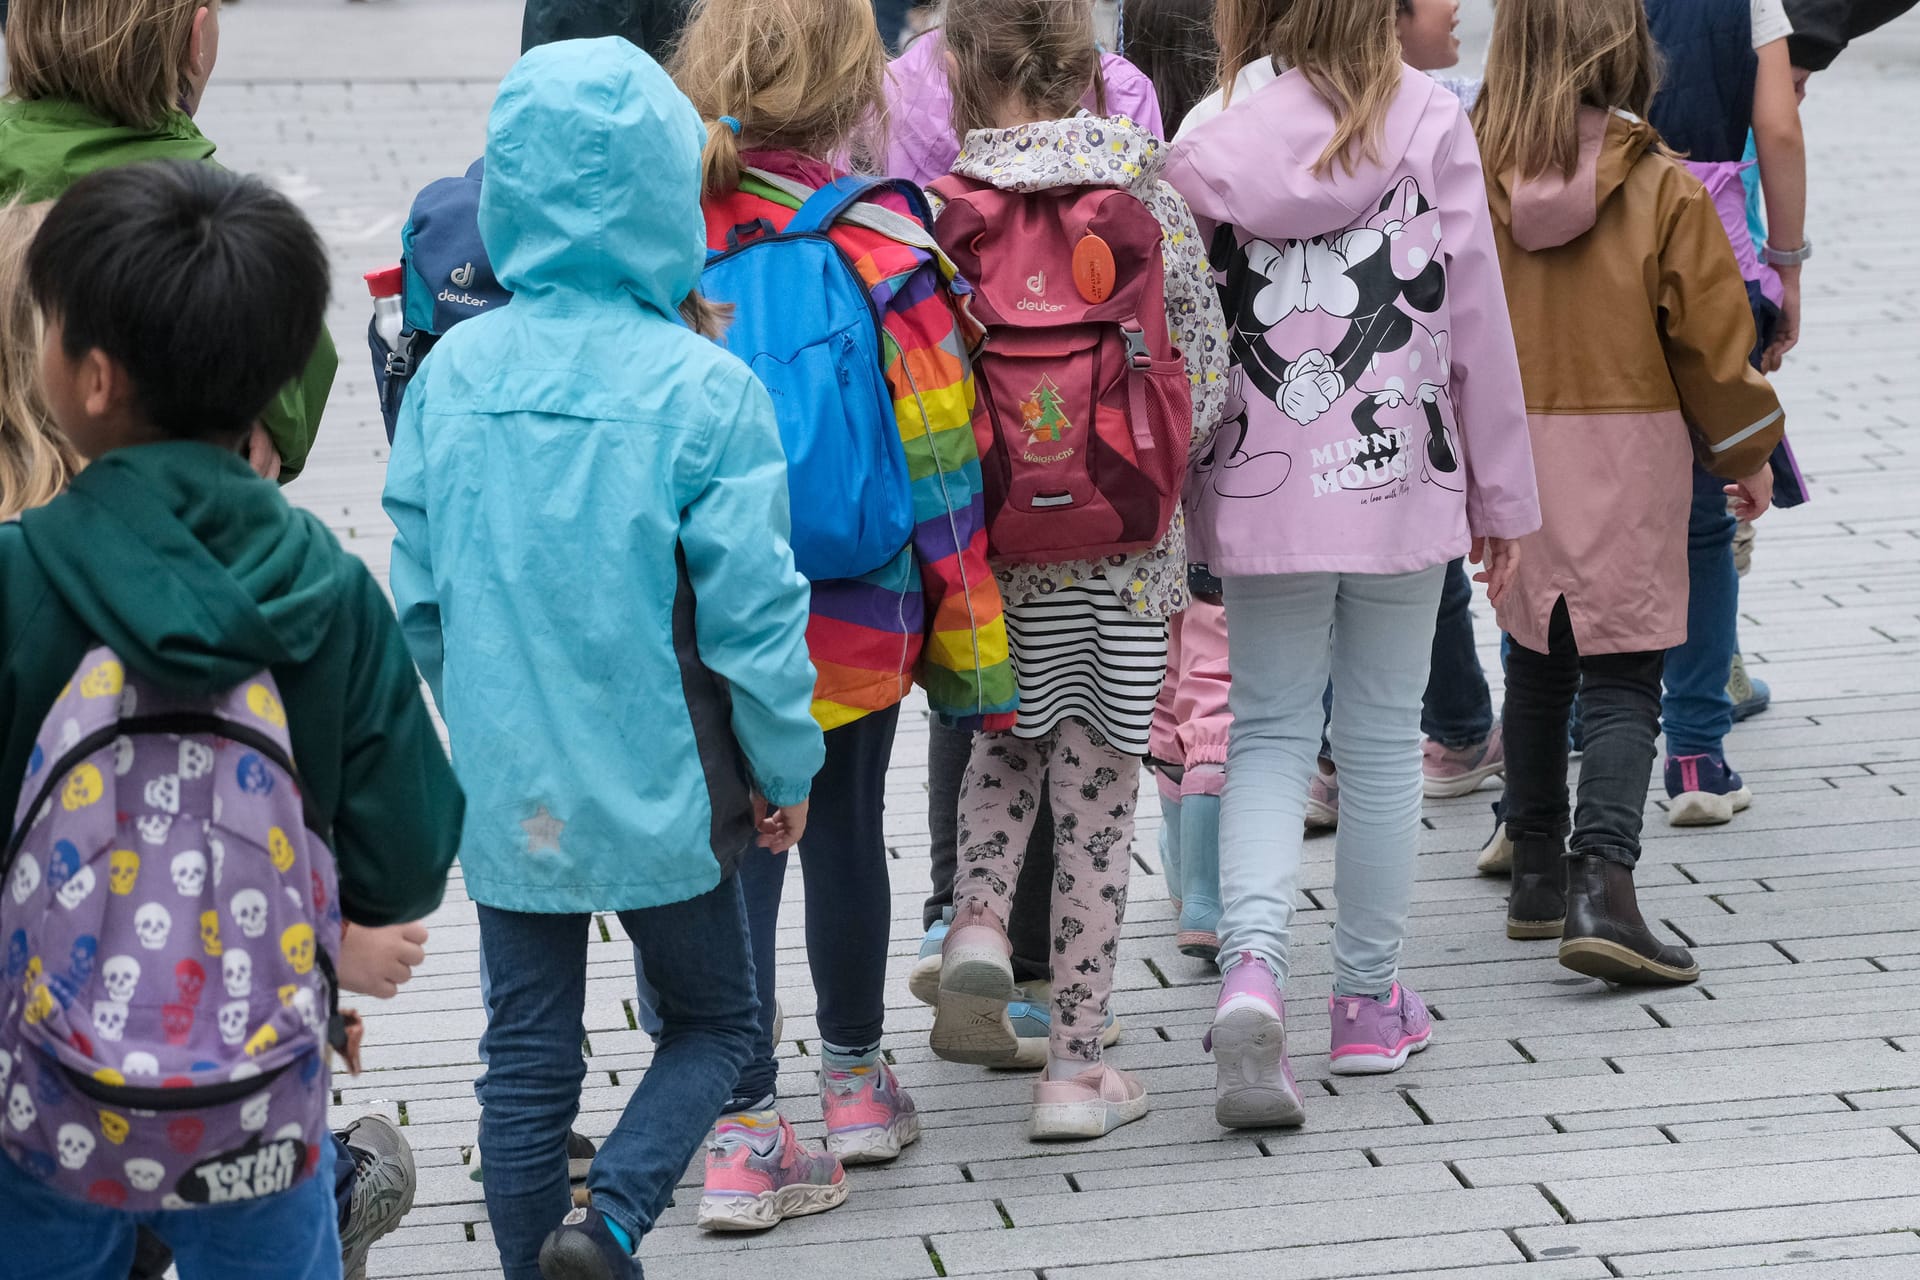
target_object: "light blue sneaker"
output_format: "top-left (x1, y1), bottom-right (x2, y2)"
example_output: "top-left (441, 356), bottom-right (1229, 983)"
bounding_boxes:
top-left (908, 911), bottom-right (950, 1007)
top-left (1005, 982), bottom-right (1122, 1070)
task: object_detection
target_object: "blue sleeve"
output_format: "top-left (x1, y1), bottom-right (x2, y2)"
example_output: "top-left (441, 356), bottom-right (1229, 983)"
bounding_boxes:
top-left (380, 383), bottom-right (446, 709)
top-left (679, 377), bottom-right (826, 806)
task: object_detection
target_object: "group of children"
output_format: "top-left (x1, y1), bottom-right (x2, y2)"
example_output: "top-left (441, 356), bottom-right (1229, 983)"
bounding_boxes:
top-left (0, 0), bottom-right (1805, 1277)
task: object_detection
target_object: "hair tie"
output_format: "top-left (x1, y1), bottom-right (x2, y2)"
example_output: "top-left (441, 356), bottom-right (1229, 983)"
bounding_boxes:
top-left (718, 115), bottom-right (742, 136)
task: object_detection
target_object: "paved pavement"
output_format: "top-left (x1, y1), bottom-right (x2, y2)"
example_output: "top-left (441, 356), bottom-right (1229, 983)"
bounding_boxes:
top-left (187, 4), bottom-right (1920, 1276)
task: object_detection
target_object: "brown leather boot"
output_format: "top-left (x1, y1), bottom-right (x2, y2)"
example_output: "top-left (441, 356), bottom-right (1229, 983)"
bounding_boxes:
top-left (1558, 855), bottom-right (1699, 984)
top-left (1505, 834), bottom-right (1566, 940)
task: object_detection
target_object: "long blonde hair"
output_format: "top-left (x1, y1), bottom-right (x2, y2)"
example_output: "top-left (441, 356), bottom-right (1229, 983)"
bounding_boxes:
top-left (0, 202), bottom-right (79, 521)
top-left (670, 0), bottom-right (888, 196)
top-left (1471, 0), bottom-right (1662, 181)
top-left (1213, 0), bottom-right (1402, 176)
top-left (5, 0), bottom-right (215, 131)
top-left (944, 0), bottom-right (1101, 136)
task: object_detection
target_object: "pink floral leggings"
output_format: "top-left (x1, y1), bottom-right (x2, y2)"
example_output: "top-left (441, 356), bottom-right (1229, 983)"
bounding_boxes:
top-left (955, 719), bottom-right (1138, 1065)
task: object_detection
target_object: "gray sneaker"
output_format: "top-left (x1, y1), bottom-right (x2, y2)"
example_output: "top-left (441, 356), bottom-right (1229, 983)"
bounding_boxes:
top-left (339, 1115), bottom-right (418, 1280)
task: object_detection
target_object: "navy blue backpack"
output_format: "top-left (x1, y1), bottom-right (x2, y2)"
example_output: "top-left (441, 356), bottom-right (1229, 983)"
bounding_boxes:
top-left (700, 174), bottom-right (927, 583)
top-left (368, 161), bottom-right (509, 441)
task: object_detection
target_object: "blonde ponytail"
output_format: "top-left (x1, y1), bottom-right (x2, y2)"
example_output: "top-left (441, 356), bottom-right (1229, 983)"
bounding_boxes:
top-left (672, 0), bottom-right (888, 196)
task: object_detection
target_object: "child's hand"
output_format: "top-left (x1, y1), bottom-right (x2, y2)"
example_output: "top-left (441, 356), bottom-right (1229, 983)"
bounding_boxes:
top-left (1725, 467), bottom-right (1775, 521)
top-left (336, 921), bottom-right (429, 999)
top-left (1470, 536), bottom-right (1522, 607)
top-left (752, 795), bottom-right (809, 853)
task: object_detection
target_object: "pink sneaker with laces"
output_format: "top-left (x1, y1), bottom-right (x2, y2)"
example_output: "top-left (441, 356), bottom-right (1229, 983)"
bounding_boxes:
top-left (1422, 725), bottom-right (1505, 798)
top-left (821, 1060), bottom-right (920, 1165)
top-left (1305, 768), bottom-right (1338, 831)
top-left (1031, 1062), bottom-right (1150, 1140)
top-left (696, 1109), bottom-right (847, 1232)
top-left (1328, 982), bottom-right (1433, 1074)
top-left (1207, 954), bottom-right (1305, 1129)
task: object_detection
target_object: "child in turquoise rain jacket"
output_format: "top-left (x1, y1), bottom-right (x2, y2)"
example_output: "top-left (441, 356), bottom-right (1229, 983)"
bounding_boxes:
top-left (381, 37), bottom-right (825, 1280)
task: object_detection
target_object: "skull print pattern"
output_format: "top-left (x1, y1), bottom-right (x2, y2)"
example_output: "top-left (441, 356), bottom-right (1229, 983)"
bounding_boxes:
top-left (0, 648), bottom-right (341, 1210)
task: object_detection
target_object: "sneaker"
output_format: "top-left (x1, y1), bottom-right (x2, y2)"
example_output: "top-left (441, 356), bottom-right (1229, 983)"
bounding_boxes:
top-left (1665, 754), bottom-right (1752, 827)
top-left (930, 902), bottom-right (1018, 1065)
top-left (1327, 983), bottom-right (1434, 1075)
top-left (1728, 655), bottom-right (1771, 723)
top-left (538, 1206), bottom-right (641, 1280)
top-left (1422, 725), bottom-right (1505, 798)
top-left (696, 1110), bottom-right (848, 1232)
top-left (1006, 982), bottom-right (1123, 1070)
top-left (1207, 955), bottom-right (1304, 1129)
top-left (821, 1060), bottom-right (920, 1164)
top-left (339, 1115), bottom-right (418, 1280)
top-left (1176, 929), bottom-right (1221, 963)
top-left (908, 911), bottom-right (950, 1007)
top-left (1475, 801), bottom-right (1513, 876)
top-left (1030, 1063), bottom-right (1150, 1140)
top-left (1304, 768), bottom-right (1338, 832)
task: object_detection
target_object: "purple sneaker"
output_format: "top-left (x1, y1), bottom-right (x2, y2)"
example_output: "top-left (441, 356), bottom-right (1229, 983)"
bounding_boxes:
top-left (1665, 754), bottom-right (1752, 827)
top-left (1328, 983), bottom-right (1433, 1075)
top-left (1206, 954), bottom-right (1305, 1129)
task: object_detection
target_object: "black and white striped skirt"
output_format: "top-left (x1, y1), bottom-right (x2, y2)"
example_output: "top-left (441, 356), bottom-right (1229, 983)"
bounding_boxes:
top-left (1004, 582), bottom-right (1170, 755)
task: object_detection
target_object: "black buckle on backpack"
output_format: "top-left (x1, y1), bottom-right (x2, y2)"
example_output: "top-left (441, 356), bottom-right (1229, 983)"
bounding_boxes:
top-left (1121, 323), bottom-right (1151, 370)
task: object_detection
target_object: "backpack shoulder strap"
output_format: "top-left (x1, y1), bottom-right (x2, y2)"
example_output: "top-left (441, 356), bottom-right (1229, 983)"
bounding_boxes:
top-left (741, 167), bottom-right (954, 264)
top-left (787, 174), bottom-right (935, 235)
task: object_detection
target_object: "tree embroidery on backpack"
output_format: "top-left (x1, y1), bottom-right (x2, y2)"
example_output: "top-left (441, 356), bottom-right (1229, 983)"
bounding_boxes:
top-left (1021, 376), bottom-right (1073, 446)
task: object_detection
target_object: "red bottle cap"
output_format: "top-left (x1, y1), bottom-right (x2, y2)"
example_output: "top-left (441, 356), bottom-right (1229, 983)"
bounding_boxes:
top-left (363, 266), bottom-right (404, 298)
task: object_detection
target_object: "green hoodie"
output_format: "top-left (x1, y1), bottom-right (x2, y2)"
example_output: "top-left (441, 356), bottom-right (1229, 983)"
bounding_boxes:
top-left (0, 442), bottom-right (462, 925)
top-left (0, 98), bottom-right (338, 481)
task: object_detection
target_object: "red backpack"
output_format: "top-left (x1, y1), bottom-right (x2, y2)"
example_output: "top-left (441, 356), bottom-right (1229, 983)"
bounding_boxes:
top-left (929, 177), bottom-right (1193, 564)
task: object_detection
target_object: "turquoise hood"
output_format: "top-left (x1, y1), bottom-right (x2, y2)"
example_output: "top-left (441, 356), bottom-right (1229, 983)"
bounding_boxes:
top-left (479, 37), bottom-right (706, 314)
top-left (382, 37), bottom-right (824, 914)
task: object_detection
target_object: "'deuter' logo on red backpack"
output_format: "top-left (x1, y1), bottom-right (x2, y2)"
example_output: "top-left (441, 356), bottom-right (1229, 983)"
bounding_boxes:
top-left (930, 177), bottom-right (1193, 565)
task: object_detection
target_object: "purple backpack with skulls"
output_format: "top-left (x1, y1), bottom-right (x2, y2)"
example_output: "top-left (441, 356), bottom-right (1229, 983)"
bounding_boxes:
top-left (0, 646), bottom-right (344, 1213)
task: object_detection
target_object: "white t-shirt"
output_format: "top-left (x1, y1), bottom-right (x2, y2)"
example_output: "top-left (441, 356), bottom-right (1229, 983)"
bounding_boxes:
top-left (1174, 59), bottom-right (1280, 141)
top-left (1752, 0), bottom-right (1794, 49)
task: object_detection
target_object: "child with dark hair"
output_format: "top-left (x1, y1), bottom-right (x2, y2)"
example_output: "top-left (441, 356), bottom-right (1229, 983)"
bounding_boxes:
top-left (0, 158), bottom-right (462, 1280)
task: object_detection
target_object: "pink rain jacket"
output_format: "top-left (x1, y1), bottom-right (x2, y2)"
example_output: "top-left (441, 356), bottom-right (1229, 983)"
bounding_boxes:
top-left (882, 32), bottom-right (1166, 187)
top-left (1163, 65), bottom-right (1540, 577)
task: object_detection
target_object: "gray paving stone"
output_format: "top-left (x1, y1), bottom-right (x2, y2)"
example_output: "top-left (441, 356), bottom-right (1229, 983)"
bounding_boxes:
top-left (1611, 1230), bottom-right (1920, 1276)
top-left (1453, 1126), bottom-right (1910, 1187)
top-left (1041, 1231), bottom-right (1534, 1280)
top-left (1514, 1196), bottom-right (1920, 1263)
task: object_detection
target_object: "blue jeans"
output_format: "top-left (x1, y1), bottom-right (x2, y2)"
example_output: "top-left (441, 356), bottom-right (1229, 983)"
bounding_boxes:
top-left (1217, 568), bottom-right (1444, 994)
top-left (476, 878), bottom-right (759, 1279)
top-left (0, 1127), bottom-right (339, 1280)
top-left (1423, 557), bottom-right (1494, 748)
top-left (1662, 464), bottom-right (1739, 758)
top-left (735, 705), bottom-right (900, 1102)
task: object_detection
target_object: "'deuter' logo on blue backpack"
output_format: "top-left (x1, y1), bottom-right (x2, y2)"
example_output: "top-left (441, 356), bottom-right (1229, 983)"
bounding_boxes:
top-left (368, 160), bottom-right (511, 441)
top-left (700, 175), bottom-right (922, 584)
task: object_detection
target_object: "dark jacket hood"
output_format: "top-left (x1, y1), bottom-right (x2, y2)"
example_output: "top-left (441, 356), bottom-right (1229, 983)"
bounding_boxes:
top-left (19, 443), bottom-right (344, 693)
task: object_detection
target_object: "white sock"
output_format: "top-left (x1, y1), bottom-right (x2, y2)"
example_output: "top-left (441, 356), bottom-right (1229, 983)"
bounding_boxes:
top-left (1047, 1054), bottom-right (1097, 1081)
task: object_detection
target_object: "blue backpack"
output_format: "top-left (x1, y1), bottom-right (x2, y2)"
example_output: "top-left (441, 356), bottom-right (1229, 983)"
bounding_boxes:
top-left (368, 161), bottom-right (509, 441)
top-left (700, 174), bottom-right (925, 583)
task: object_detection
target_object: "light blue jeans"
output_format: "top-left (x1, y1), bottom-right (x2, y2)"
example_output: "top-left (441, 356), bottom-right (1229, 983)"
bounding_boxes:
top-left (1216, 568), bottom-right (1444, 995)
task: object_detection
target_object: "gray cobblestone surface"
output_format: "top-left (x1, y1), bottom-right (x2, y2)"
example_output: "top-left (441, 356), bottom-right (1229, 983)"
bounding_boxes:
top-left (175, 1), bottom-right (1920, 1274)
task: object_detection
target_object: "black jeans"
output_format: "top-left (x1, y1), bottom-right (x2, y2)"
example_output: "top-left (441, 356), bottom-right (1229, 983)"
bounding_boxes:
top-left (520, 0), bottom-right (692, 56)
top-left (1502, 599), bottom-right (1664, 869)
top-left (736, 705), bottom-right (900, 1100)
top-left (926, 721), bottom-right (1054, 983)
